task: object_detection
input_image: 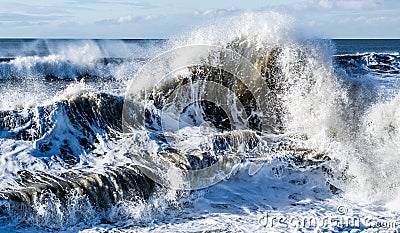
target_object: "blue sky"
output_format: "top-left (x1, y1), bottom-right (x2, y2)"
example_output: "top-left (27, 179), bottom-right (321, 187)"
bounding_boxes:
top-left (0, 0), bottom-right (399, 38)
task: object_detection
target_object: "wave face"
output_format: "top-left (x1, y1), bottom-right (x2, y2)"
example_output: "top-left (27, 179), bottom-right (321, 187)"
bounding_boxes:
top-left (1, 92), bottom-right (123, 163)
top-left (1, 12), bottom-right (400, 232)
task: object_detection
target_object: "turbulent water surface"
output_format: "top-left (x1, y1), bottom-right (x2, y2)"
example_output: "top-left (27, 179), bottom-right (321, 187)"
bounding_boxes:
top-left (1, 13), bottom-right (400, 232)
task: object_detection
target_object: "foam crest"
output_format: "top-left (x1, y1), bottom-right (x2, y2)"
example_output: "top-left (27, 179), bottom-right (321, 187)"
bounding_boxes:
top-left (172, 11), bottom-right (296, 48)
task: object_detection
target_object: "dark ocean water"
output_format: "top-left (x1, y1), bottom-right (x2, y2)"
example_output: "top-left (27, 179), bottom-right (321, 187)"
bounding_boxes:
top-left (333, 39), bottom-right (400, 54)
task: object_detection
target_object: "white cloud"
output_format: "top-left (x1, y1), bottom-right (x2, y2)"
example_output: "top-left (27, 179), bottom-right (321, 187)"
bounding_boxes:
top-left (318, 0), bottom-right (333, 9)
top-left (65, 0), bottom-right (157, 9)
top-left (360, 16), bottom-right (387, 24)
top-left (355, 16), bottom-right (367, 22)
top-left (96, 14), bottom-right (157, 25)
top-left (308, 19), bottom-right (317, 26)
top-left (0, 12), bottom-right (70, 22)
top-left (298, 0), bottom-right (380, 10)
top-left (336, 0), bottom-right (378, 9)
top-left (142, 15), bottom-right (156, 20)
top-left (351, 15), bottom-right (391, 25)
top-left (194, 8), bottom-right (239, 17)
top-left (117, 15), bottom-right (133, 23)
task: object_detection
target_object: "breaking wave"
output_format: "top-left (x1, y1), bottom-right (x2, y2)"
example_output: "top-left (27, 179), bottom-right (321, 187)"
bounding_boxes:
top-left (0, 12), bottom-right (399, 231)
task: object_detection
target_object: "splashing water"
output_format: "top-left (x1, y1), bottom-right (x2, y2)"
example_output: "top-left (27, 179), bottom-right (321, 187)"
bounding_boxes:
top-left (0, 11), bottom-right (399, 232)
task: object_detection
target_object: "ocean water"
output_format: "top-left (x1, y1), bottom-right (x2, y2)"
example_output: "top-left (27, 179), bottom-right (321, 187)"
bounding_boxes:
top-left (0, 12), bottom-right (400, 232)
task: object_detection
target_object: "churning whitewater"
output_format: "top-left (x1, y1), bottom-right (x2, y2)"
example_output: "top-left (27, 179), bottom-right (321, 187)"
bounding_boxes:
top-left (0, 12), bottom-right (399, 232)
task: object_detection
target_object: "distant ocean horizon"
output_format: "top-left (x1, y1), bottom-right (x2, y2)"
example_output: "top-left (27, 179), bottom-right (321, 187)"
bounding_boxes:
top-left (1, 38), bottom-right (399, 58)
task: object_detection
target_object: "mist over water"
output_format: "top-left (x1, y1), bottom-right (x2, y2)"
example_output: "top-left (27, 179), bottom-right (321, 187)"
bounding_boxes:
top-left (0, 12), bottom-right (399, 232)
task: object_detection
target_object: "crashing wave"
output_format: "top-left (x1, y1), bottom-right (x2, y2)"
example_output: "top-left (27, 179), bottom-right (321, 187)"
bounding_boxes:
top-left (3, 13), bottom-right (400, 230)
top-left (0, 33), bottom-right (339, 226)
top-left (0, 56), bottom-right (142, 81)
